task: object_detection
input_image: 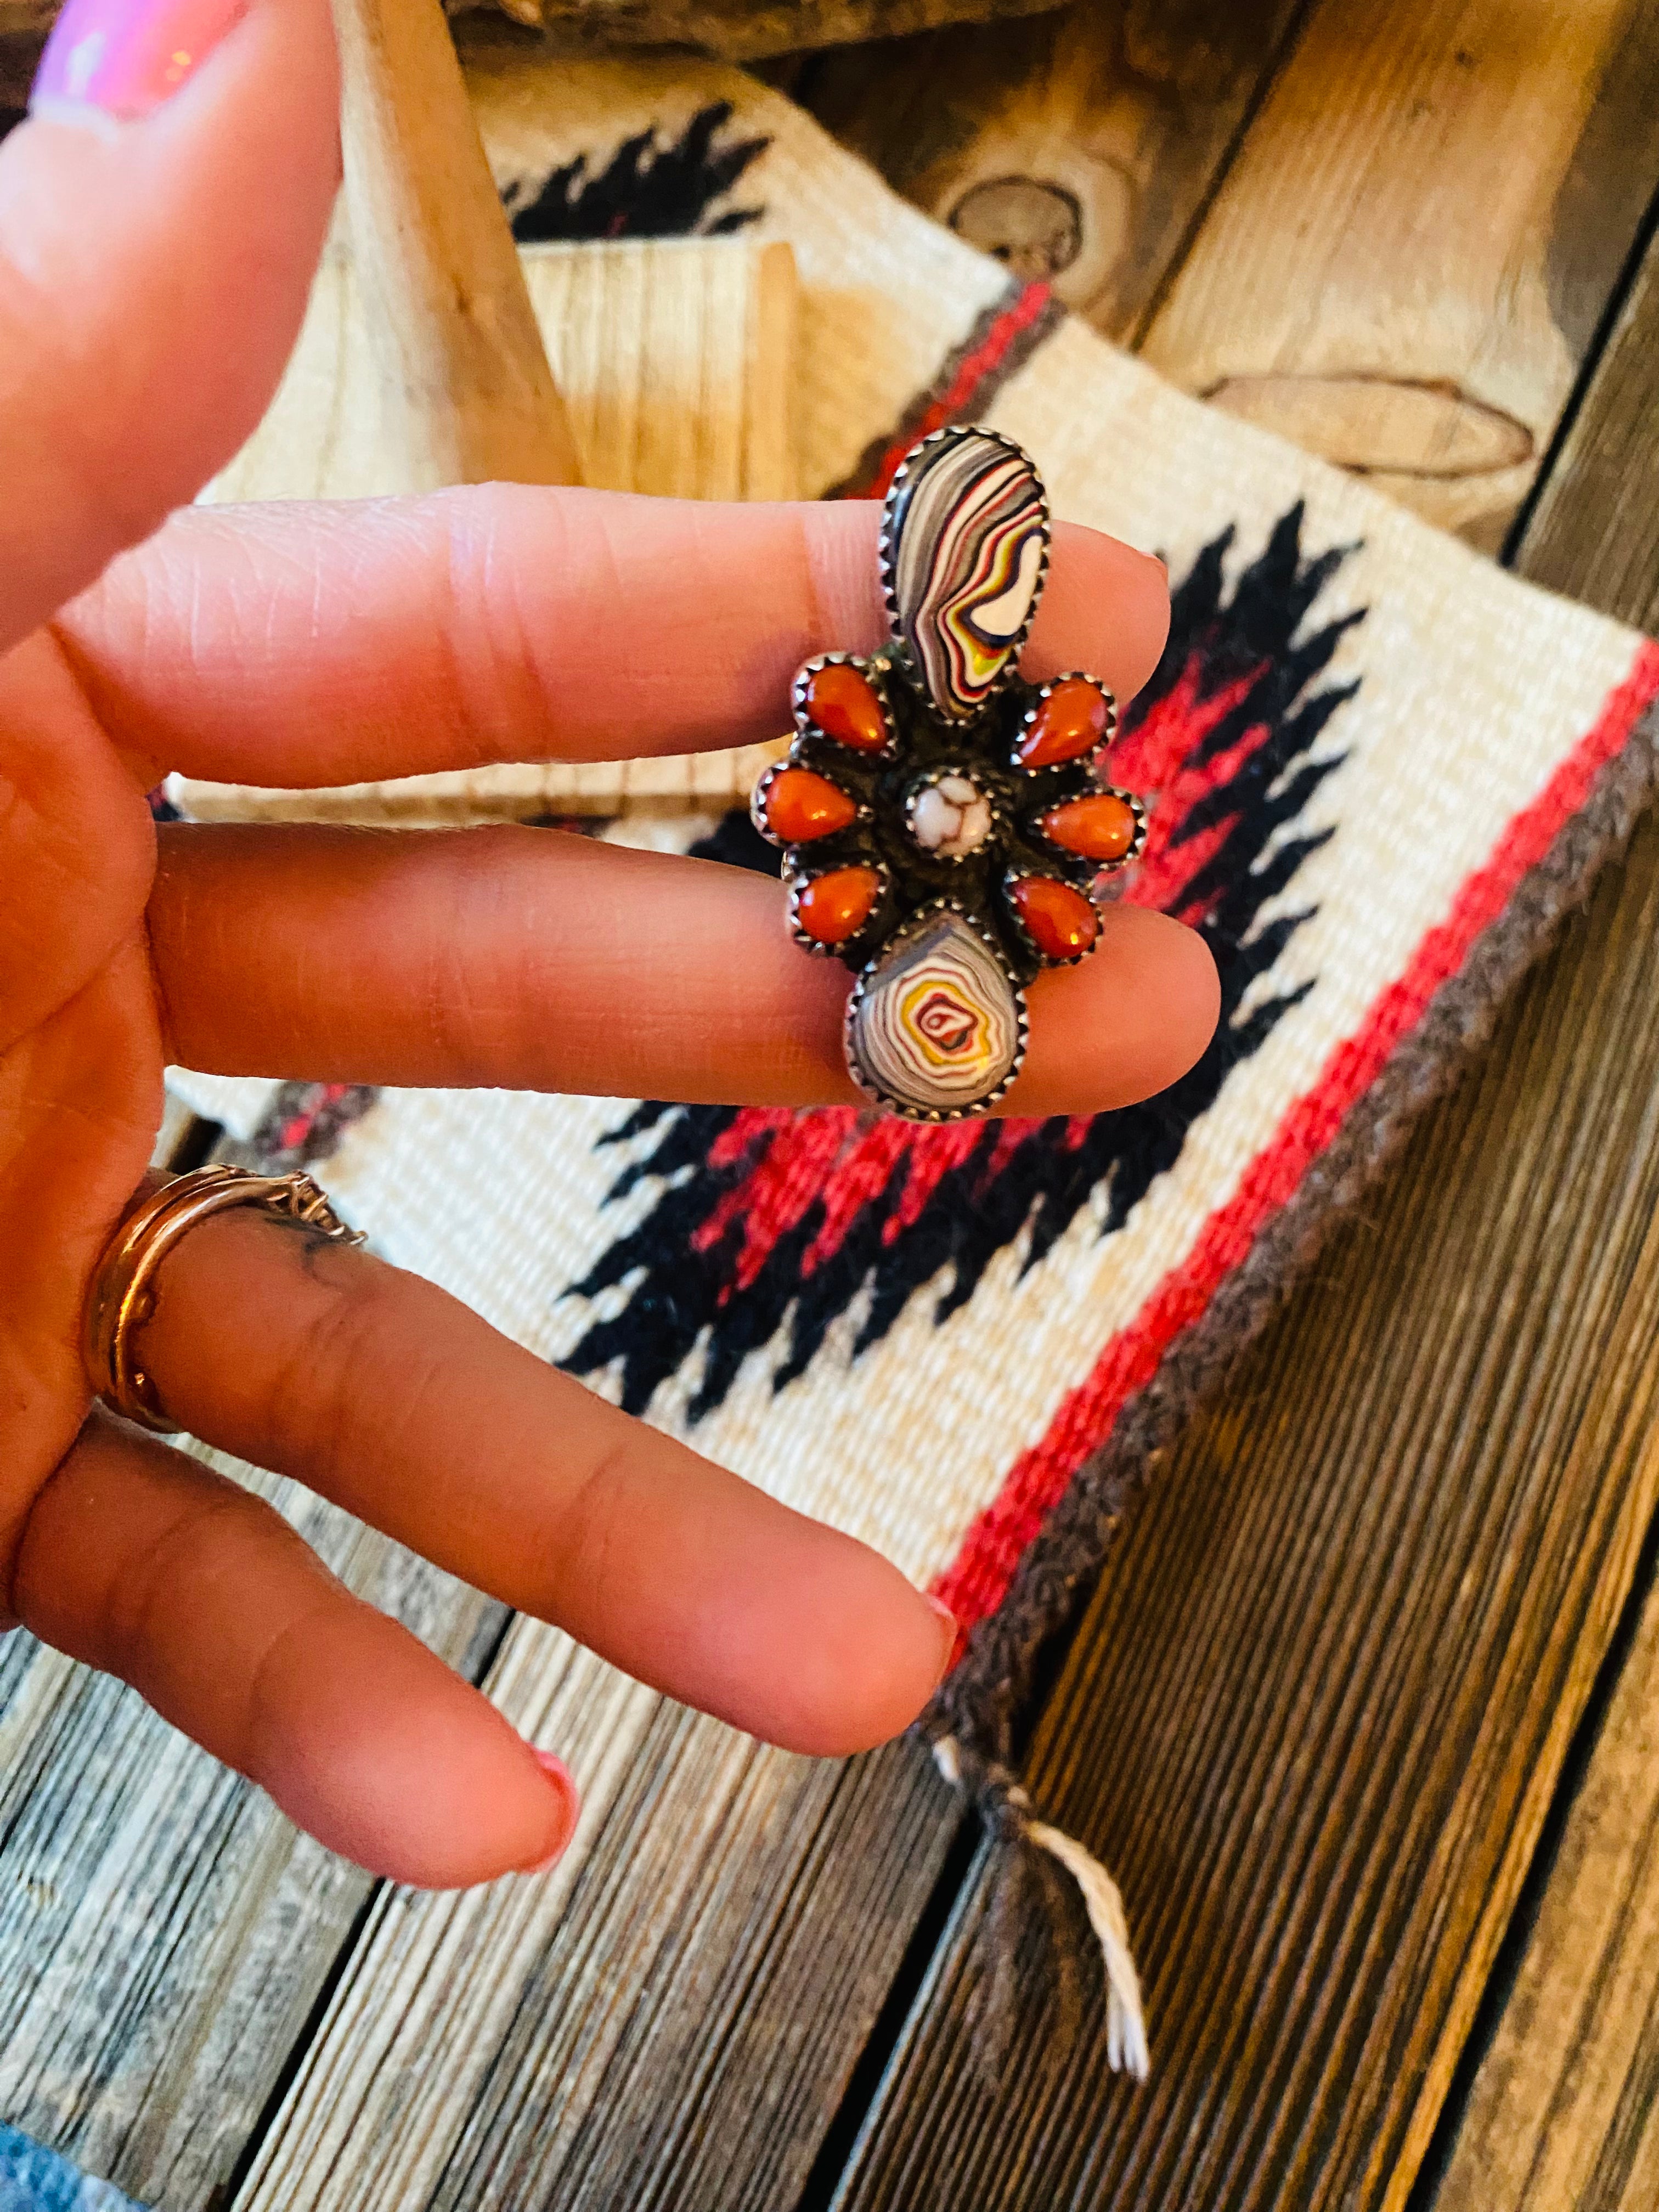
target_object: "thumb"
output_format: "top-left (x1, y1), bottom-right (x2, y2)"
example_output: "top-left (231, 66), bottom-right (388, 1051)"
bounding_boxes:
top-left (0, 0), bottom-right (340, 653)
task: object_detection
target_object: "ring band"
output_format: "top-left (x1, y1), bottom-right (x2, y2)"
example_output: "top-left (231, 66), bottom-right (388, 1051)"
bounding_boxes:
top-left (83, 1165), bottom-right (366, 1435)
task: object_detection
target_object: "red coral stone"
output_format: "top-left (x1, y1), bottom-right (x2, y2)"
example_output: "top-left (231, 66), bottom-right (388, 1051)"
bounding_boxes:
top-left (797, 866), bottom-right (881, 944)
top-left (1039, 791), bottom-right (1138, 861)
top-left (1017, 676), bottom-right (1111, 768)
top-left (1011, 876), bottom-right (1100, 959)
top-left (764, 768), bottom-right (858, 841)
top-left (804, 662), bottom-right (888, 751)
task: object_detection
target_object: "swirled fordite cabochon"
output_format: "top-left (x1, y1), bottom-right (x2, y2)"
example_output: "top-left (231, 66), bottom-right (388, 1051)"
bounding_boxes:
top-left (888, 432), bottom-right (1048, 720)
top-left (849, 909), bottom-right (1023, 1115)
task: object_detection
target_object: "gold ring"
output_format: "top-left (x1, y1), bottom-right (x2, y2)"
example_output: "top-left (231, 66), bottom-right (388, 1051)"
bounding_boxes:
top-left (83, 1165), bottom-right (366, 1434)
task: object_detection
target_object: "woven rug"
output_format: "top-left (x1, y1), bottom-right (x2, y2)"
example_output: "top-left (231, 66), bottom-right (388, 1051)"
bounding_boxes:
top-left (143, 47), bottom-right (1659, 2079)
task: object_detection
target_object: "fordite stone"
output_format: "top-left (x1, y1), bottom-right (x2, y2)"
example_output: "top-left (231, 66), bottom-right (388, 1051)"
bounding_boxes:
top-left (762, 767), bottom-right (857, 842)
top-left (1039, 791), bottom-right (1139, 863)
top-left (1010, 875), bottom-right (1100, 960)
top-left (887, 428), bottom-right (1047, 721)
top-left (849, 909), bottom-right (1023, 1118)
top-left (796, 866), bottom-right (881, 945)
top-left (803, 661), bottom-right (888, 752)
top-left (1017, 675), bottom-right (1114, 769)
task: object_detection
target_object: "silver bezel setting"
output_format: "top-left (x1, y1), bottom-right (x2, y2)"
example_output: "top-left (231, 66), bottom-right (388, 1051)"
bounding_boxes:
top-left (791, 650), bottom-right (899, 762)
top-left (902, 764), bottom-right (1003, 865)
top-left (1030, 785), bottom-right (1148, 873)
top-left (749, 757), bottom-right (867, 849)
top-left (1011, 669), bottom-right (1119, 773)
top-left (783, 855), bottom-right (893, 959)
top-left (1002, 866), bottom-right (1107, 969)
top-left (844, 896), bottom-right (1030, 1124)
top-left (877, 425), bottom-right (1052, 724)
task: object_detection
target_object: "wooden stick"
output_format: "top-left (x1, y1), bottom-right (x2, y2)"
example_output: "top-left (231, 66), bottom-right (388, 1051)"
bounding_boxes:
top-left (331, 0), bottom-right (582, 489)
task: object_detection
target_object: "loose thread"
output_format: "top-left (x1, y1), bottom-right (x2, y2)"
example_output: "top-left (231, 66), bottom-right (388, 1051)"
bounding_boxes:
top-left (931, 1734), bottom-right (1149, 2081)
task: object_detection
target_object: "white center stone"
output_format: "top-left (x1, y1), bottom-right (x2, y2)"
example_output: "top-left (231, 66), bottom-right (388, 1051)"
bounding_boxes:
top-left (910, 773), bottom-right (994, 859)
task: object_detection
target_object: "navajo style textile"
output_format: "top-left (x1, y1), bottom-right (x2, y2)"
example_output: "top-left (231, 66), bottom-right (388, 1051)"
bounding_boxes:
top-left (162, 52), bottom-right (1659, 2065)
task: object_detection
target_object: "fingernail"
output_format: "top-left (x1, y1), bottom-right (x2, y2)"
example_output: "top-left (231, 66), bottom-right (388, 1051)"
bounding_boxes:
top-left (927, 1594), bottom-right (961, 1685)
top-left (31, 0), bottom-right (249, 126)
top-left (518, 1748), bottom-right (581, 1876)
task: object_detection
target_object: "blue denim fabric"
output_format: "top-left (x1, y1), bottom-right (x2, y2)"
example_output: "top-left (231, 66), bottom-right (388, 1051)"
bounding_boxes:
top-left (0, 2128), bottom-right (143, 2212)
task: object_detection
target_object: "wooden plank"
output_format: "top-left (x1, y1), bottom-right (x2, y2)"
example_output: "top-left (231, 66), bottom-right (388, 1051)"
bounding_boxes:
top-left (1, 0), bottom-right (1069, 66)
top-left (1430, 1555), bottom-right (1659, 2210)
top-left (825, 174), bottom-right (1659, 2212)
top-left (1139, 0), bottom-right (1659, 550)
top-left (797, 0), bottom-right (1302, 341)
top-left (179, 231), bottom-right (798, 825)
top-left (238, 1654), bottom-right (960, 2212)
top-left (1423, 228), bottom-right (1659, 2212)
top-left (804, 0), bottom-right (1659, 554)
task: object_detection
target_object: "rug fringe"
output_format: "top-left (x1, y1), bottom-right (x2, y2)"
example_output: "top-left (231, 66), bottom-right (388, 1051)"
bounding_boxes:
top-left (931, 1733), bottom-right (1149, 2080)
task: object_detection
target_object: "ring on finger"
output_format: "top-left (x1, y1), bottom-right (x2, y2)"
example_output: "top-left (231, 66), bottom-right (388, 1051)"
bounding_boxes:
top-left (83, 1165), bottom-right (365, 1434)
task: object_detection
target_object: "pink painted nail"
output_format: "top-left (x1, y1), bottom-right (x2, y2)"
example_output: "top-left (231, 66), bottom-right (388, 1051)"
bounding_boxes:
top-left (519, 1748), bottom-right (581, 1876)
top-left (31, 0), bottom-right (250, 125)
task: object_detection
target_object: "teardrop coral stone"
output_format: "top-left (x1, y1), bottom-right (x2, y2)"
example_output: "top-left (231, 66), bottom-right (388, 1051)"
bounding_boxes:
top-left (804, 662), bottom-right (888, 752)
top-left (1011, 876), bottom-right (1099, 959)
top-left (797, 866), bottom-right (881, 945)
top-left (1039, 792), bottom-right (1138, 861)
top-left (1017, 676), bottom-right (1112, 768)
top-left (764, 768), bottom-right (858, 841)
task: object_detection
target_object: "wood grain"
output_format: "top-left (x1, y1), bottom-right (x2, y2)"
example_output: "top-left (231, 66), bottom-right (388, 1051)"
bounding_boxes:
top-left (0, 0), bottom-right (1069, 64)
top-left (1430, 1558), bottom-right (1659, 2210)
top-left (1421, 223), bottom-right (1659, 2212)
top-left (826, 189), bottom-right (1659, 2212)
top-left (799, 0), bottom-right (1302, 340)
top-left (332, 0), bottom-right (581, 491)
top-left (238, 1624), bottom-right (961, 2212)
top-left (1139, 0), bottom-right (1659, 551)
top-left (453, 0), bottom-right (1064, 61)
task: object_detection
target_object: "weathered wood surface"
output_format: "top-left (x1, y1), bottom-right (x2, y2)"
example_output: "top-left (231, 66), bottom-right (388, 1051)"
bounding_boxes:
top-left (807, 0), bottom-right (1659, 555)
top-left (239, 1673), bottom-right (959, 2212)
top-left (799, 1), bottom-right (1302, 339)
top-left (826, 177), bottom-right (1659, 2212)
top-left (331, 0), bottom-right (583, 491)
top-left (0, 0), bottom-right (1063, 64)
top-left (1430, 1555), bottom-right (1659, 2212)
top-left (1139, 0), bottom-right (1659, 551)
top-left (1423, 225), bottom-right (1659, 2212)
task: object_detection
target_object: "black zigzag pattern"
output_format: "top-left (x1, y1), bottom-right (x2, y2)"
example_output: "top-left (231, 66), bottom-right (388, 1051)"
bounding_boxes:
top-left (504, 101), bottom-right (769, 244)
top-left (564, 508), bottom-right (1362, 1418)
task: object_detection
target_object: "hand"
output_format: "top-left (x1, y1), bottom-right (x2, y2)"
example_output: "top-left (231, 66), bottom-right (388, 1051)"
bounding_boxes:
top-left (1, 0), bottom-right (1217, 1887)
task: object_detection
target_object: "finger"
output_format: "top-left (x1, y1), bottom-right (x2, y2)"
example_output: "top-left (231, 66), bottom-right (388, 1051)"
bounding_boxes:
top-left (125, 1207), bottom-right (957, 1758)
top-left (0, 633), bottom-right (156, 1053)
top-left (12, 1413), bottom-right (579, 1887)
top-left (149, 823), bottom-right (1219, 1113)
top-left (58, 490), bottom-right (1171, 786)
top-left (1, 0), bottom-right (338, 652)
